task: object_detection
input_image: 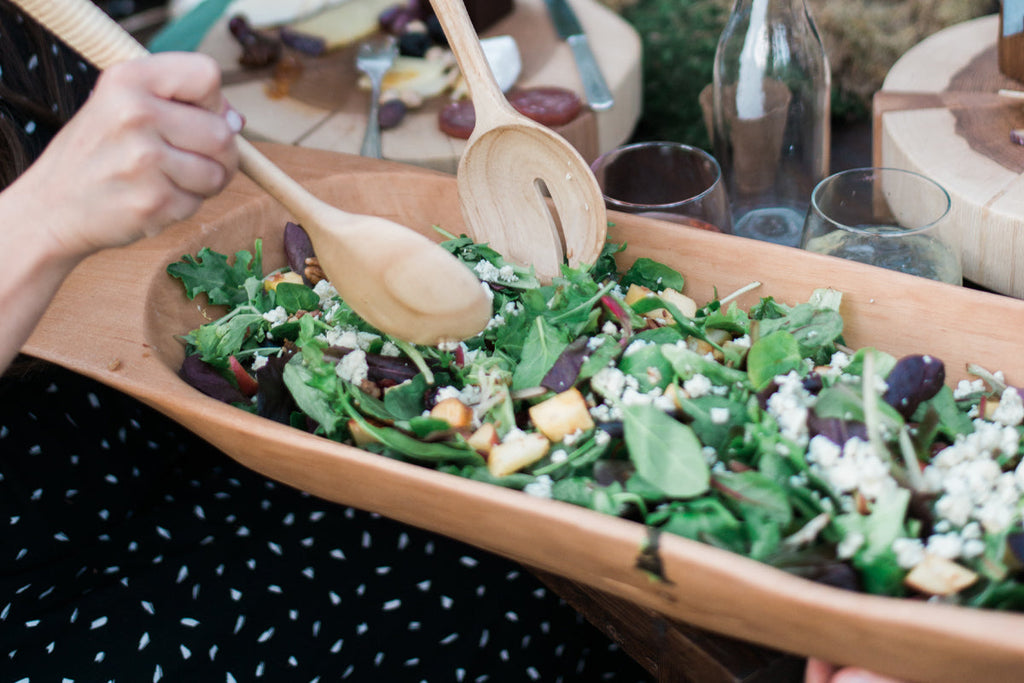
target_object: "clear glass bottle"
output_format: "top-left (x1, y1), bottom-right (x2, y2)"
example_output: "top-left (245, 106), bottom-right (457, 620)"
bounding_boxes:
top-left (711, 0), bottom-right (830, 247)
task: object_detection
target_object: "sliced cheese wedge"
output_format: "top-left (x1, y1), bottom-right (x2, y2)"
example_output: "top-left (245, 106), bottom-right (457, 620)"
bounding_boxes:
top-left (288, 0), bottom-right (396, 50)
top-left (226, 0), bottom-right (351, 29)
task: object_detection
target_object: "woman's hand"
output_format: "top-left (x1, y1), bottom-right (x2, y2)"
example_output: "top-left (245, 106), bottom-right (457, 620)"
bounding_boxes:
top-left (0, 51), bottom-right (241, 372)
top-left (11, 51), bottom-right (242, 257)
top-left (805, 658), bottom-right (906, 683)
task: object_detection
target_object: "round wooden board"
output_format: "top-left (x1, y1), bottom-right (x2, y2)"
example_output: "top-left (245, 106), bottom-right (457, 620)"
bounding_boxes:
top-left (877, 14), bottom-right (1024, 299)
top-left (198, 0), bottom-right (641, 173)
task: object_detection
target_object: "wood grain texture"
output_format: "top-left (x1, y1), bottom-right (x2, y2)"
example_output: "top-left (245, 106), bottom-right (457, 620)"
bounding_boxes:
top-left (878, 14), bottom-right (1024, 298)
top-left (22, 144), bottom-right (1024, 683)
top-left (197, 0), bottom-right (640, 172)
top-left (429, 0), bottom-right (606, 282)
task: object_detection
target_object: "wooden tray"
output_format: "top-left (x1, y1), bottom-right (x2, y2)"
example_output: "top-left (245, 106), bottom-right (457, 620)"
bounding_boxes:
top-left (195, 0), bottom-right (641, 172)
top-left (24, 143), bottom-right (1024, 682)
top-left (876, 14), bottom-right (1024, 299)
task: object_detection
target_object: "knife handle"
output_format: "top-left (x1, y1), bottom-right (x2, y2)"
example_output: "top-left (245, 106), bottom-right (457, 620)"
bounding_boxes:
top-left (567, 34), bottom-right (614, 112)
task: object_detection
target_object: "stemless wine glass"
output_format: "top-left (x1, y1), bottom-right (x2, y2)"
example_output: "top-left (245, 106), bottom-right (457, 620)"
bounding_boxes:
top-left (589, 142), bottom-right (733, 233)
top-left (800, 167), bottom-right (961, 285)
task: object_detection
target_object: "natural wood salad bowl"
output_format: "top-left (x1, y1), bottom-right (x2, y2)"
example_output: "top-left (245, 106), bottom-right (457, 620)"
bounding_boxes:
top-left (24, 143), bottom-right (1024, 682)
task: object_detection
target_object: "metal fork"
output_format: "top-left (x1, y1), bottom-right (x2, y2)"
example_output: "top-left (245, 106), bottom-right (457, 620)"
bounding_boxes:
top-left (355, 35), bottom-right (398, 159)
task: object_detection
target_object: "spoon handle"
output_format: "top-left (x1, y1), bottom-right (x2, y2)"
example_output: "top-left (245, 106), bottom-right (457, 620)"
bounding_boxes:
top-left (14, 0), bottom-right (337, 229)
top-left (428, 0), bottom-right (513, 126)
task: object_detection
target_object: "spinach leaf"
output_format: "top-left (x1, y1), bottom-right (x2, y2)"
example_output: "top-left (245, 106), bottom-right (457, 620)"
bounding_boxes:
top-left (274, 282), bottom-right (320, 314)
top-left (512, 317), bottom-right (570, 391)
top-left (673, 394), bottom-right (746, 451)
top-left (619, 343), bottom-right (673, 392)
top-left (283, 356), bottom-right (342, 436)
top-left (661, 344), bottom-right (748, 387)
top-left (623, 404), bottom-right (709, 498)
top-left (747, 331), bottom-right (803, 390)
top-left (712, 470), bottom-right (792, 525)
top-left (578, 334), bottom-right (622, 381)
top-left (655, 498), bottom-right (746, 553)
top-left (620, 257), bottom-right (685, 291)
top-left (383, 374), bottom-right (429, 420)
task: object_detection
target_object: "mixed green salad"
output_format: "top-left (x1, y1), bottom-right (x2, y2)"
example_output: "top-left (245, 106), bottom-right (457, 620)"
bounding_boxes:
top-left (168, 222), bottom-right (1024, 610)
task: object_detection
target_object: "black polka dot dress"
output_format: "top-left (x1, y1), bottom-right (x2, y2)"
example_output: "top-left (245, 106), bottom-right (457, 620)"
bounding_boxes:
top-left (0, 364), bottom-right (653, 682)
top-left (0, 5), bottom-right (654, 682)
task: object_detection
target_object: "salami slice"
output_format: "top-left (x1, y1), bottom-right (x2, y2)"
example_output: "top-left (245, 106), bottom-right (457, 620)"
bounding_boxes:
top-left (438, 99), bottom-right (476, 139)
top-left (438, 86), bottom-right (584, 139)
top-left (507, 87), bottom-right (583, 127)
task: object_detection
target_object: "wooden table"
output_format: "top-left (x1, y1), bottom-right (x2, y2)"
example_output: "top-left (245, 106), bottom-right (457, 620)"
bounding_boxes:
top-left (196, 0), bottom-right (642, 173)
top-left (874, 14), bottom-right (1024, 299)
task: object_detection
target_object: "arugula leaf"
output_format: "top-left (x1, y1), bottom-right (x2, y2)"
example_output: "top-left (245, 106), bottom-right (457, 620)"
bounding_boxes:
top-left (167, 241), bottom-right (263, 307)
top-left (756, 304), bottom-right (843, 363)
top-left (191, 310), bottom-right (266, 362)
top-left (623, 404), bottom-right (710, 498)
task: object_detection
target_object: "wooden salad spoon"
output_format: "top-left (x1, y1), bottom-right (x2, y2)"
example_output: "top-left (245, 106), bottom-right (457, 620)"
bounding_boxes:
top-left (429, 0), bottom-right (607, 282)
top-left (15, 0), bottom-right (492, 346)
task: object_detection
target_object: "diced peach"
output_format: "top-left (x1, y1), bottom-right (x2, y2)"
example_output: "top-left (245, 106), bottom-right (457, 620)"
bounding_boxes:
top-left (487, 433), bottom-right (550, 477)
top-left (263, 271), bottom-right (304, 291)
top-left (528, 387), bottom-right (595, 442)
top-left (467, 423), bottom-right (499, 454)
top-left (430, 397), bottom-right (474, 430)
top-left (623, 283), bottom-right (653, 306)
top-left (659, 288), bottom-right (698, 319)
top-left (904, 554), bottom-right (978, 596)
top-left (348, 419), bottom-right (380, 447)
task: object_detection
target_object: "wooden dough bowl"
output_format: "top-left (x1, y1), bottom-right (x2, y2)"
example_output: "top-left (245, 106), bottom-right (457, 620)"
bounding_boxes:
top-left (25, 143), bottom-right (1024, 682)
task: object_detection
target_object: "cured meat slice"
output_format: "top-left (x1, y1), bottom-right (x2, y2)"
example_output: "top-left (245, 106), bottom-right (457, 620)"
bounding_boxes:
top-left (506, 87), bottom-right (583, 127)
top-left (438, 98), bottom-right (476, 139)
top-left (437, 86), bottom-right (584, 139)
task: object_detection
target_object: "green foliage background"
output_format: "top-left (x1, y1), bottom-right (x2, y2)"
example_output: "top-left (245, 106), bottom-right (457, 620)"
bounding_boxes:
top-left (614, 0), bottom-right (1000, 149)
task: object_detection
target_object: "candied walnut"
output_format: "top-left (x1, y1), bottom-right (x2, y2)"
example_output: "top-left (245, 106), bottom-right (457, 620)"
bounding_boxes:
top-left (304, 257), bottom-right (327, 285)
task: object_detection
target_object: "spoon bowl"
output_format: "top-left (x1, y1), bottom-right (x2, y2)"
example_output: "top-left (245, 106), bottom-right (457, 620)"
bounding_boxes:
top-left (429, 0), bottom-right (607, 282)
top-left (15, 0), bottom-right (492, 345)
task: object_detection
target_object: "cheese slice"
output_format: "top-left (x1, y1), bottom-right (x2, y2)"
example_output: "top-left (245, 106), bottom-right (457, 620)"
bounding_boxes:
top-left (225, 0), bottom-right (352, 28)
top-left (366, 56), bottom-right (454, 99)
top-left (287, 0), bottom-right (396, 49)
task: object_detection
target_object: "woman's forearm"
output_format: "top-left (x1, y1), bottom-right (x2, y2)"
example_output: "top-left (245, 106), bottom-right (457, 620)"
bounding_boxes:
top-left (0, 174), bottom-right (86, 372)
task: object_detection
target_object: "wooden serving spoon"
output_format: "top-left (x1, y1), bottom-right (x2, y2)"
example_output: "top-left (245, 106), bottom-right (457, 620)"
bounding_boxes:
top-left (429, 0), bottom-right (608, 282)
top-left (14, 0), bottom-right (492, 345)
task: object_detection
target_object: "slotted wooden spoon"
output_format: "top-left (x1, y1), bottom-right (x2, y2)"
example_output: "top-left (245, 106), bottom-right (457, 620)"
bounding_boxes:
top-left (429, 0), bottom-right (607, 282)
top-left (15, 0), bottom-right (492, 345)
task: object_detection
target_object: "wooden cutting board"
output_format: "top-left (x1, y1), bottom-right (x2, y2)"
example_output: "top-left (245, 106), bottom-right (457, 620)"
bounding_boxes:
top-left (197, 0), bottom-right (641, 172)
top-left (875, 14), bottom-right (1024, 299)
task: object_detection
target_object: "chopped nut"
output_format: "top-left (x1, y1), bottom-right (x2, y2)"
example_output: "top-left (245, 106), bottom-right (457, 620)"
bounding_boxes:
top-left (303, 257), bottom-right (326, 285)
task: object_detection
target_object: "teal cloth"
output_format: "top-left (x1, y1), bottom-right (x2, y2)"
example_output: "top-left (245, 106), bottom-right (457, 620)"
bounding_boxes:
top-left (147, 0), bottom-right (233, 52)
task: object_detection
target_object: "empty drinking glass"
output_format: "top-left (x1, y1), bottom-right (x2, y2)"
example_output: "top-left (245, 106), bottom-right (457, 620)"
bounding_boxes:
top-left (801, 167), bottom-right (961, 285)
top-left (589, 141), bottom-right (733, 233)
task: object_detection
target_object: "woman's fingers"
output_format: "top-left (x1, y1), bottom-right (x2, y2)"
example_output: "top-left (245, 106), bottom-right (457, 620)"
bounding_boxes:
top-left (104, 52), bottom-right (226, 113)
